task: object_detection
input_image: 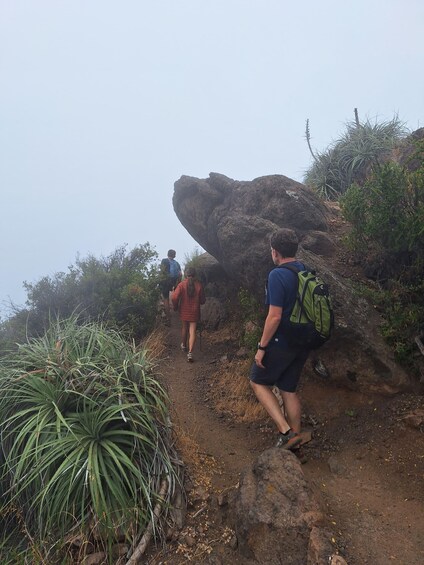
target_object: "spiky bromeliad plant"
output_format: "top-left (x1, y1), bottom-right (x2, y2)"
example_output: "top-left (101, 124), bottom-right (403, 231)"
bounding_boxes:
top-left (0, 317), bottom-right (179, 561)
top-left (304, 111), bottom-right (408, 199)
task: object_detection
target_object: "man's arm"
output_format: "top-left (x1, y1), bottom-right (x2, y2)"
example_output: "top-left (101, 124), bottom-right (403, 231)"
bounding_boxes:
top-left (254, 305), bottom-right (282, 369)
top-left (171, 283), bottom-right (181, 310)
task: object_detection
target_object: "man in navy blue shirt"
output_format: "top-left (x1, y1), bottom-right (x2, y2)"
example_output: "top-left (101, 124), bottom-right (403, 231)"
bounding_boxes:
top-left (250, 228), bottom-right (308, 450)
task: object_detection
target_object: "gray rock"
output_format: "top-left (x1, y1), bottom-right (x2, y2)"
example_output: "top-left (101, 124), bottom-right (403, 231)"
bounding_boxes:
top-left (329, 555), bottom-right (349, 565)
top-left (169, 483), bottom-right (186, 529)
top-left (217, 492), bottom-right (228, 507)
top-left (229, 448), bottom-right (325, 564)
top-left (201, 296), bottom-right (227, 330)
top-left (301, 231), bottom-right (337, 257)
top-left (327, 456), bottom-right (346, 476)
top-left (184, 534), bottom-right (195, 547)
top-left (307, 527), bottom-right (337, 565)
top-left (402, 409), bottom-right (424, 430)
top-left (173, 173), bottom-right (328, 297)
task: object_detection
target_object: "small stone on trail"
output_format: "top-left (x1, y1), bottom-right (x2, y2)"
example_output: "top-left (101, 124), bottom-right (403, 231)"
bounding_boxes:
top-left (217, 492), bottom-right (228, 507)
top-left (235, 347), bottom-right (249, 357)
top-left (299, 429), bottom-right (313, 445)
top-left (330, 555), bottom-right (349, 565)
top-left (229, 534), bottom-right (238, 549)
top-left (191, 485), bottom-right (209, 503)
top-left (402, 409), bottom-right (424, 429)
top-left (166, 527), bottom-right (176, 541)
top-left (328, 456), bottom-right (346, 475)
top-left (313, 358), bottom-right (330, 378)
top-left (184, 534), bottom-right (196, 547)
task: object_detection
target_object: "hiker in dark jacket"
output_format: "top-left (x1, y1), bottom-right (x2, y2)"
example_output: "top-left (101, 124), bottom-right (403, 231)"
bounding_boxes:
top-left (160, 249), bottom-right (182, 322)
top-left (172, 266), bottom-right (205, 363)
top-left (250, 228), bottom-right (309, 450)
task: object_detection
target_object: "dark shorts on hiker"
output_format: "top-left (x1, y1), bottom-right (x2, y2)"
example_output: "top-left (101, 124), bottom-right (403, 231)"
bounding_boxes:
top-left (160, 277), bottom-right (179, 298)
top-left (249, 346), bottom-right (309, 392)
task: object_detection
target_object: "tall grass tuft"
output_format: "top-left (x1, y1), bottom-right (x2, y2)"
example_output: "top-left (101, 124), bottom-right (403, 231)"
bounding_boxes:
top-left (183, 247), bottom-right (204, 272)
top-left (304, 111), bottom-right (408, 199)
top-left (0, 316), bottom-right (180, 561)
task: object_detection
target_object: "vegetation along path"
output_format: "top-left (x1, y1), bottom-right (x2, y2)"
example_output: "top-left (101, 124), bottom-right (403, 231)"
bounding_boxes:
top-left (151, 310), bottom-right (424, 565)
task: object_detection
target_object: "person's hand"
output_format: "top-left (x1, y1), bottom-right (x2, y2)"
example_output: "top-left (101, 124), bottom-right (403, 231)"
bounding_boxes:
top-left (254, 348), bottom-right (266, 369)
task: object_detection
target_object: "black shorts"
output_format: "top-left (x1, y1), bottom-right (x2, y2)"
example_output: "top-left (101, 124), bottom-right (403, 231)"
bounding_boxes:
top-left (249, 347), bottom-right (309, 392)
top-left (160, 277), bottom-right (178, 298)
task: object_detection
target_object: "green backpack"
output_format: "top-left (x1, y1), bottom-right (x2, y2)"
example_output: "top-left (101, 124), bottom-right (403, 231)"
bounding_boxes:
top-left (280, 264), bottom-right (334, 349)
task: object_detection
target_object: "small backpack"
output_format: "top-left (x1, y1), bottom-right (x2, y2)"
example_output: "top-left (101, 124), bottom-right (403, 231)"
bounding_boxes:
top-left (168, 259), bottom-right (181, 278)
top-left (161, 258), bottom-right (180, 278)
top-left (280, 264), bottom-right (334, 349)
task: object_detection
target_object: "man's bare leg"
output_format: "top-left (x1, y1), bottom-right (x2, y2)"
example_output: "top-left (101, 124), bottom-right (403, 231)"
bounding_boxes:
top-left (162, 292), bottom-right (171, 321)
top-left (281, 390), bottom-right (301, 433)
top-left (250, 381), bottom-right (291, 434)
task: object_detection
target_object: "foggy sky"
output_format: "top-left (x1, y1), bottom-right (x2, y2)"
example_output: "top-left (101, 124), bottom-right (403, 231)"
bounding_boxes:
top-left (1, 0), bottom-right (423, 317)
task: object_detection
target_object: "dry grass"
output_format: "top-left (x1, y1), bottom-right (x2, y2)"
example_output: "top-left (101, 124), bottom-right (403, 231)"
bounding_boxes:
top-left (173, 426), bottom-right (204, 475)
top-left (201, 319), bottom-right (241, 346)
top-left (172, 425), bottom-right (219, 491)
top-left (208, 359), bottom-right (268, 423)
top-left (142, 326), bottom-right (167, 364)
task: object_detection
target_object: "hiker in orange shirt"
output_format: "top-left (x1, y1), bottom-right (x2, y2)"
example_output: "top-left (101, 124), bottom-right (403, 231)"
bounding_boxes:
top-left (172, 267), bottom-right (205, 363)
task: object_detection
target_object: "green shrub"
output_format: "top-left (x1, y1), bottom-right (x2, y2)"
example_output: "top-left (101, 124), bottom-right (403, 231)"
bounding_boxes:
top-left (0, 243), bottom-right (161, 354)
top-left (0, 317), bottom-right (179, 561)
top-left (341, 141), bottom-right (424, 373)
top-left (341, 146), bottom-right (424, 268)
top-left (359, 281), bottom-right (424, 369)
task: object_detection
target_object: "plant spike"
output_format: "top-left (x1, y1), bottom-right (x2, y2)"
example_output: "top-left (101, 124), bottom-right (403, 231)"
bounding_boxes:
top-left (305, 119), bottom-right (318, 163)
top-left (354, 107), bottom-right (360, 127)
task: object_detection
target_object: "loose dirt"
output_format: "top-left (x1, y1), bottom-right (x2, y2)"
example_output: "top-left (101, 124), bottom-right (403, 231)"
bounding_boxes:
top-left (149, 311), bottom-right (424, 565)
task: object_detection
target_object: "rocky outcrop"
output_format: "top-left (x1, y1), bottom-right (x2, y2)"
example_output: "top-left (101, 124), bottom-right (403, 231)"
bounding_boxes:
top-left (228, 448), bottom-right (337, 564)
top-left (173, 173), bottom-right (330, 296)
top-left (392, 127), bottom-right (424, 172)
top-left (173, 173), bottom-right (411, 393)
top-left (200, 297), bottom-right (227, 330)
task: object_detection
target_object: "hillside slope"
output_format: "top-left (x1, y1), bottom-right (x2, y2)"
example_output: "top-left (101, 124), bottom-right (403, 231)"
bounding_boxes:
top-left (150, 312), bottom-right (424, 564)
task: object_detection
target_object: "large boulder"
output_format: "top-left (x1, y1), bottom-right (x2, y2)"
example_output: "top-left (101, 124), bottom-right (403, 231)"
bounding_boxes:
top-left (228, 448), bottom-right (334, 564)
top-left (173, 173), bottom-right (411, 393)
top-left (173, 173), bottom-right (330, 296)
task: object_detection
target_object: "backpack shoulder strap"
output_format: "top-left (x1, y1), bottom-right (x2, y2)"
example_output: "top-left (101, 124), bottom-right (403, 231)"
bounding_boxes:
top-left (277, 264), bottom-right (301, 301)
top-left (278, 264), bottom-right (299, 275)
top-left (278, 264), bottom-right (306, 319)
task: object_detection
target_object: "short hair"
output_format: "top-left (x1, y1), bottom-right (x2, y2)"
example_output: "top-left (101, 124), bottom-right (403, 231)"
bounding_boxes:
top-left (270, 229), bottom-right (298, 257)
top-left (167, 249), bottom-right (176, 258)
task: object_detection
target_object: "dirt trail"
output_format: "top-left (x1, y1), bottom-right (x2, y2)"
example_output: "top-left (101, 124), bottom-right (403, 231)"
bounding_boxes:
top-left (161, 311), bottom-right (264, 490)
top-left (156, 311), bottom-right (424, 565)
